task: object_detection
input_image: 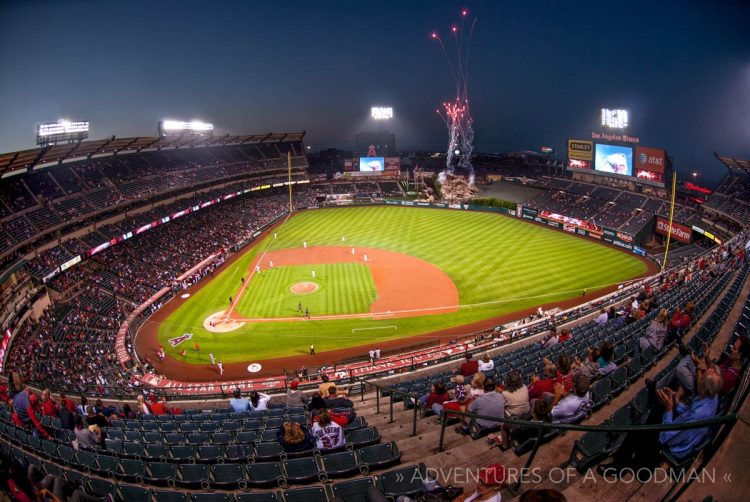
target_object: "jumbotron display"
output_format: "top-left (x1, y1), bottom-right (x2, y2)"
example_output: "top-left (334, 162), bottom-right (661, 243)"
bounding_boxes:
top-left (568, 138), bottom-right (668, 185)
top-left (595, 144), bottom-right (633, 176)
top-left (359, 157), bottom-right (384, 172)
top-left (158, 120), bottom-right (214, 137)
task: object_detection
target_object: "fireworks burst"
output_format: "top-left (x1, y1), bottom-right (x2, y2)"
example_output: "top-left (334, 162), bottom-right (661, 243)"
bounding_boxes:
top-left (432, 9), bottom-right (477, 184)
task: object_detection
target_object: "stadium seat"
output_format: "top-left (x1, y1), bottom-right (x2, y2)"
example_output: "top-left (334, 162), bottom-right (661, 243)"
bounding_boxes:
top-left (197, 445), bottom-right (223, 463)
top-left (145, 461), bottom-right (177, 486)
top-left (591, 378), bottom-right (612, 410)
top-left (192, 493), bottom-right (233, 502)
top-left (236, 430), bottom-right (258, 443)
top-left (169, 445), bottom-right (197, 463)
top-left (343, 416), bottom-right (367, 430)
top-left (105, 438), bottom-right (123, 453)
top-left (609, 367), bottom-right (628, 395)
top-left (74, 449), bottom-right (98, 472)
top-left (153, 489), bottom-right (190, 502)
top-left (376, 463), bottom-right (426, 499)
top-left (187, 432), bottom-right (210, 445)
top-left (626, 357), bottom-right (643, 382)
top-left (122, 441), bottom-right (145, 458)
top-left (283, 456), bottom-right (325, 483)
top-left (357, 441), bottom-right (402, 471)
top-left (259, 429), bottom-right (279, 442)
top-left (234, 492), bottom-right (279, 502)
top-left (177, 463), bottom-right (210, 489)
top-left (210, 463), bottom-right (245, 489)
top-left (118, 458), bottom-right (146, 483)
top-left (145, 444), bottom-right (169, 461)
top-left (320, 450), bottom-right (361, 477)
top-left (224, 444), bottom-right (252, 463)
top-left (254, 442), bottom-right (285, 461)
top-left (332, 477), bottom-right (377, 502)
top-left (279, 486), bottom-right (329, 502)
top-left (145, 431), bottom-right (165, 443)
top-left (245, 461), bottom-right (285, 488)
top-left (87, 477), bottom-right (117, 498)
top-left (569, 430), bottom-right (611, 473)
top-left (211, 432), bottom-right (233, 445)
top-left (94, 453), bottom-right (119, 477)
top-left (118, 483), bottom-right (151, 500)
top-left (345, 427), bottom-right (381, 447)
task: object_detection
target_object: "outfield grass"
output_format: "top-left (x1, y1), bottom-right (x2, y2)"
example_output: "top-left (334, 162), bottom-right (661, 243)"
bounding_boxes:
top-left (236, 263), bottom-right (376, 318)
top-left (155, 206), bottom-right (649, 363)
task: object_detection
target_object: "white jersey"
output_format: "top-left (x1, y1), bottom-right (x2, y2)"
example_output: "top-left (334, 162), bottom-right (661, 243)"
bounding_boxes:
top-left (311, 421), bottom-right (346, 450)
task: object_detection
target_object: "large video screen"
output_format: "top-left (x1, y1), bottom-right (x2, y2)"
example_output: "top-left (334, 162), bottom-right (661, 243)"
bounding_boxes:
top-left (359, 157), bottom-right (385, 172)
top-left (594, 144), bottom-right (633, 177)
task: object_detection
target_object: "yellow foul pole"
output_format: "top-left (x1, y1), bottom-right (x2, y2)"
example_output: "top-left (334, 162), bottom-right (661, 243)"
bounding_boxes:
top-left (661, 171), bottom-right (677, 272)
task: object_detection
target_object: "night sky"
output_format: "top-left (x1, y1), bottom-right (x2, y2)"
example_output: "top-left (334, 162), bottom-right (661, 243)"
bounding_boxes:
top-left (1, 0), bottom-right (748, 180)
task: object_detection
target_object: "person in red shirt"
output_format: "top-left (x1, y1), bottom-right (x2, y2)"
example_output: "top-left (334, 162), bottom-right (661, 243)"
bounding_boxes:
top-left (458, 354), bottom-right (479, 377)
top-left (528, 361), bottom-right (558, 400)
top-left (418, 381), bottom-right (451, 415)
top-left (41, 389), bottom-right (60, 417)
top-left (149, 398), bottom-right (169, 415)
top-left (59, 393), bottom-right (76, 414)
top-left (718, 337), bottom-right (749, 395)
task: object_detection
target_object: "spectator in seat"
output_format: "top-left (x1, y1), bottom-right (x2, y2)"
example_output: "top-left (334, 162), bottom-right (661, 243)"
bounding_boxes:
top-left (12, 387), bottom-right (50, 439)
top-left (557, 355), bottom-right (574, 394)
top-left (285, 381), bottom-right (308, 408)
top-left (149, 397), bottom-right (168, 416)
top-left (540, 327), bottom-right (559, 349)
top-left (74, 415), bottom-right (100, 449)
top-left (249, 391), bottom-right (271, 411)
top-left (557, 328), bottom-right (572, 344)
top-left (572, 347), bottom-right (600, 380)
top-left (59, 393), bottom-right (75, 414)
top-left (457, 377), bottom-right (505, 434)
top-left (502, 371), bottom-right (530, 417)
top-left (459, 354), bottom-right (479, 377)
top-left (59, 402), bottom-right (75, 431)
top-left (442, 374), bottom-right (469, 418)
top-left (469, 372), bottom-right (486, 399)
top-left (311, 410), bottom-right (346, 450)
top-left (550, 374), bottom-right (591, 424)
top-left (418, 381), bottom-right (450, 416)
top-left (318, 374), bottom-right (335, 397)
top-left (597, 341), bottom-right (618, 376)
top-left (307, 393), bottom-right (327, 417)
top-left (594, 309), bottom-right (609, 326)
top-left (500, 399), bottom-right (551, 451)
top-left (76, 396), bottom-right (88, 417)
top-left (324, 386), bottom-right (354, 409)
top-left (86, 405), bottom-right (110, 428)
top-left (658, 365), bottom-right (722, 459)
top-left (277, 421), bottom-right (314, 453)
top-left (229, 388), bottom-right (251, 413)
top-left (41, 389), bottom-right (60, 417)
top-left (639, 308), bottom-right (669, 352)
top-left (528, 360), bottom-right (558, 402)
top-left (478, 354), bottom-right (494, 372)
top-left (669, 302), bottom-right (694, 338)
top-left (136, 395), bottom-right (151, 416)
top-left (717, 337), bottom-right (749, 394)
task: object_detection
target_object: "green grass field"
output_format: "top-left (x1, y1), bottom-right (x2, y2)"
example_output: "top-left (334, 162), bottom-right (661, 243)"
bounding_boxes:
top-left (236, 263), bottom-right (376, 318)
top-left (154, 206), bottom-right (649, 363)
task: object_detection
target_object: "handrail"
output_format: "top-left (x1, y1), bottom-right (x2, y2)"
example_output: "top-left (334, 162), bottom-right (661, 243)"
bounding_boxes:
top-left (363, 379), bottom-right (421, 437)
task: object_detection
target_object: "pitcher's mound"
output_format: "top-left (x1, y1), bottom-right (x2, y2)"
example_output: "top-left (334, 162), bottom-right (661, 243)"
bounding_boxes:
top-left (290, 282), bottom-right (319, 295)
top-left (203, 311), bottom-right (243, 333)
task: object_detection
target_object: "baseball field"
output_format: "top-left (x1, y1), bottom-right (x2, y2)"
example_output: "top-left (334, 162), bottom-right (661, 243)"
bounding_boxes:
top-left (145, 206), bottom-right (651, 368)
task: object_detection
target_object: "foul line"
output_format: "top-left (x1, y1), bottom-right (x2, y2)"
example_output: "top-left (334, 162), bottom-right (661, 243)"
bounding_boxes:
top-left (352, 325), bottom-right (398, 333)
top-left (225, 212), bottom-right (293, 318)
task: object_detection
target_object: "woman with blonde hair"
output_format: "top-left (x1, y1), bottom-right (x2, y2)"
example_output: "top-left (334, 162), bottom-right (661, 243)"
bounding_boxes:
top-left (639, 308), bottom-right (669, 352)
top-left (470, 372), bottom-right (486, 397)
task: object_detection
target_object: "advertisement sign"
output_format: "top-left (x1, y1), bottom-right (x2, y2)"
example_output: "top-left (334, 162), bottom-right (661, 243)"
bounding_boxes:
top-left (568, 140), bottom-right (593, 161)
top-left (655, 216), bottom-right (692, 244)
top-left (595, 144), bottom-right (633, 176)
top-left (567, 159), bottom-right (592, 170)
top-left (384, 157), bottom-right (401, 171)
top-left (359, 157), bottom-right (385, 172)
top-left (633, 146), bottom-right (666, 182)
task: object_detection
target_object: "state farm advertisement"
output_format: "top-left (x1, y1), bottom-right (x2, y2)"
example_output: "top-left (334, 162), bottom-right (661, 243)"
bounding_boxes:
top-left (655, 216), bottom-right (692, 244)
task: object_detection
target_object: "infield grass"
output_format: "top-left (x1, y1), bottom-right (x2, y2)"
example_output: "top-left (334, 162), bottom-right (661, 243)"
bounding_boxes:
top-left (154, 206), bottom-right (649, 363)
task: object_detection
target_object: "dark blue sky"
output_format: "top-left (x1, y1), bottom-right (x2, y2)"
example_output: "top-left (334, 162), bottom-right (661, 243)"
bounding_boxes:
top-left (1, 0), bottom-right (748, 180)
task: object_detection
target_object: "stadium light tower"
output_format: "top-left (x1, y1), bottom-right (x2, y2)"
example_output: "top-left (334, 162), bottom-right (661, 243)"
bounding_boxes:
top-left (371, 107), bottom-right (393, 120)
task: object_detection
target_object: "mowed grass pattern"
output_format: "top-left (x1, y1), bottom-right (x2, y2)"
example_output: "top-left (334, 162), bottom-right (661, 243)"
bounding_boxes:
top-left (157, 206), bottom-right (649, 363)
top-left (236, 263), bottom-right (377, 318)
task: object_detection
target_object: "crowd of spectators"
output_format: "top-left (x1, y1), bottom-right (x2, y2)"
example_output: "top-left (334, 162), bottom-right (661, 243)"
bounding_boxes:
top-left (5, 189), bottom-right (315, 394)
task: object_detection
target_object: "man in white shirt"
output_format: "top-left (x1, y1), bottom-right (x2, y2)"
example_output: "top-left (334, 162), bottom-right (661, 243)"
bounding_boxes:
top-left (594, 309), bottom-right (609, 325)
top-left (478, 354), bottom-right (494, 372)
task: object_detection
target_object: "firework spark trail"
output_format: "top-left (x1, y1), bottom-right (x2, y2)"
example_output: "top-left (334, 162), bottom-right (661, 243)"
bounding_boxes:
top-left (432, 10), bottom-right (477, 184)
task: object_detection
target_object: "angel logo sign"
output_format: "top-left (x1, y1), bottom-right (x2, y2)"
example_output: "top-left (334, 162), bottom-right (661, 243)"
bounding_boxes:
top-left (169, 332), bottom-right (193, 348)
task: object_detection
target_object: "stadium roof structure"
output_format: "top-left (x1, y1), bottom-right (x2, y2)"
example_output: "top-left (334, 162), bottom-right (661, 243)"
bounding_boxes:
top-left (715, 153), bottom-right (750, 176)
top-left (0, 131), bottom-right (306, 177)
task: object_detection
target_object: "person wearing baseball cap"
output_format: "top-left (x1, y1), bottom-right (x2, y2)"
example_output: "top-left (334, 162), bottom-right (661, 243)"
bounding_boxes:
top-left (455, 463), bottom-right (506, 501)
top-left (286, 380), bottom-right (308, 408)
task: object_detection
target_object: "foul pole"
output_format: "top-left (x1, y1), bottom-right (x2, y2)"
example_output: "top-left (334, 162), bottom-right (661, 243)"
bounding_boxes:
top-left (661, 171), bottom-right (678, 272)
top-left (288, 151), bottom-right (293, 213)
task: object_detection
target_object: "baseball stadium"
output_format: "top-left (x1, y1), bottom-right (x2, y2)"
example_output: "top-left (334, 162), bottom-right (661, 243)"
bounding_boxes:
top-left (1, 2), bottom-right (750, 502)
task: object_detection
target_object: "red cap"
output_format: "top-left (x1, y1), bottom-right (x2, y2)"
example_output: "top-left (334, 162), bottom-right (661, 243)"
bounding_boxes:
top-left (29, 393), bottom-right (38, 404)
top-left (290, 381), bottom-right (299, 390)
top-left (478, 464), bottom-right (506, 486)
